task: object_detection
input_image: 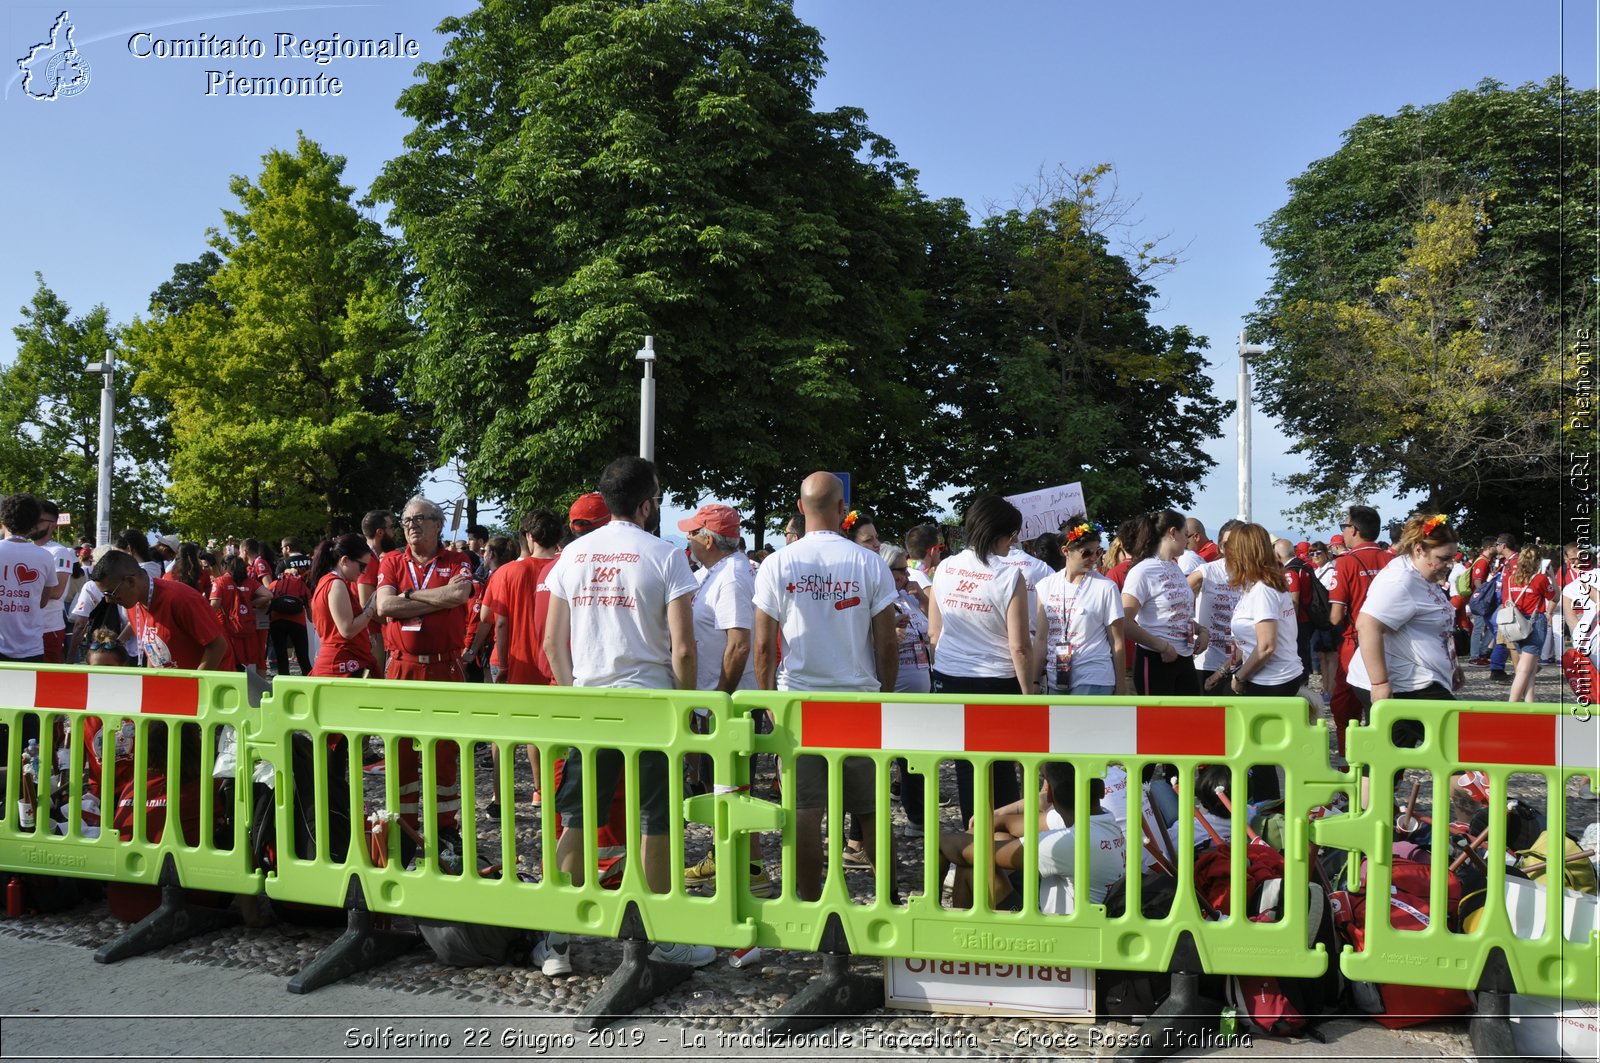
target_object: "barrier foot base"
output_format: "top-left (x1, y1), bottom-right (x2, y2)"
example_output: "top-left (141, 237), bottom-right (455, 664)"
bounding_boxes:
top-left (762, 952), bottom-right (883, 1036)
top-left (287, 907), bottom-right (418, 994)
top-left (94, 884), bottom-right (240, 965)
top-left (1116, 972), bottom-right (1223, 1059)
top-left (577, 939), bottom-right (693, 1031)
top-left (1468, 989), bottom-right (1517, 1062)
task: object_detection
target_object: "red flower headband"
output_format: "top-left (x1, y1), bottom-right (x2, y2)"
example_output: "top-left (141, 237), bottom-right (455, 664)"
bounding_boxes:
top-left (1064, 521), bottom-right (1102, 545)
top-left (841, 510), bottom-right (861, 533)
top-left (1421, 513), bottom-right (1449, 536)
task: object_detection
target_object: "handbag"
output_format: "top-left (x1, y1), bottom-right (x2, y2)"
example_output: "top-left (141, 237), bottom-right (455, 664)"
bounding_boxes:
top-left (1496, 579), bottom-right (1533, 644)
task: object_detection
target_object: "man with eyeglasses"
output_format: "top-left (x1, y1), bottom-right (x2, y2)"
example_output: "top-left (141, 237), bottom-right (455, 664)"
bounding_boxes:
top-left (1184, 518), bottom-right (1221, 563)
top-left (1326, 505), bottom-right (1391, 757)
top-left (374, 496), bottom-right (476, 853)
top-left (90, 547), bottom-right (231, 671)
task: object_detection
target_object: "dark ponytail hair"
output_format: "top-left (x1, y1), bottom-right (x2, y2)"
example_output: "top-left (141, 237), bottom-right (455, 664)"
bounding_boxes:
top-left (1129, 509), bottom-right (1185, 562)
top-left (308, 533), bottom-right (372, 588)
top-left (226, 555), bottom-right (248, 584)
top-left (171, 542), bottom-right (204, 590)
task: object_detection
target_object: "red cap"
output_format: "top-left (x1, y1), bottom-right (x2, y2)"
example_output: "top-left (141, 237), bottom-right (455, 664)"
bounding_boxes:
top-left (568, 492), bottom-right (611, 533)
top-left (1329, 534), bottom-right (1346, 546)
top-left (677, 503), bottom-right (741, 540)
top-left (1295, 540), bottom-right (1310, 559)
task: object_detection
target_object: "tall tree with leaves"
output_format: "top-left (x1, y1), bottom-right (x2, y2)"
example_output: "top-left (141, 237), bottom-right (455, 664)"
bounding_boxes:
top-left (372, 0), bottom-right (936, 539)
top-left (1, 277), bottom-right (168, 532)
top-left (128, 135), bottom-right (431, 541)
top-left (1252, 77), bottom-right (1596, 531)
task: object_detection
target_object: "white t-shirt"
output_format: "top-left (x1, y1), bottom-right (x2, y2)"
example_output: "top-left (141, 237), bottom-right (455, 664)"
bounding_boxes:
top-left (36, 539), bottom-right (75, 632)
top-left (1035, 569), bottom-right (1121, 691)
top-left (1316, 561), bottom-right (1337, 590)
top-left (907, 566), bottom-right (932, 593)
top-left (1231, 581), bottom-right (1304, 686)
top-left (0, 537), bottom-right (56, 658)
top-left (1038, 811), bottom-right (1126, 913)
top-left (546, 520), bottom-right (699, 689)
top-left (753, 530), bottom-right (896, 692)
top-left (1133, 785), bottom-right (1232, 872)
top-left (1347, 555), bottom-right (1455, 693)
top-left (1176, 549), bottom-right (1205, 576)
top-left (931, 549), bottom-right (1026, 678)
top-left (998, 545), bottom-right (1053, 589)
top-left (1192, 559), bottom-right (1241, 671)
top-left (1101, 765), bottom-right (1131, 829)
top-left (1123, 558), bottom-right (1196, 655)
top-left (691, 553), bottom-right (757, 692)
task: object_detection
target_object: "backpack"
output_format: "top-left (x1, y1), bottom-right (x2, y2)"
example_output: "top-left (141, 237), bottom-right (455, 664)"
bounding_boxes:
top-left (1453, 567), bottom-right (1473, 596)
top-left (1097, 871), bottom-right (1179, 1020)
top-left (1196, 844), bottom-right (1342, 1036)
top-left (1467, 572), bottom-right (1500, 617)
top-left (1288, 558), bottom-right (1334, 633)
top-left (1332, 856), bottom-right (1475, 1028)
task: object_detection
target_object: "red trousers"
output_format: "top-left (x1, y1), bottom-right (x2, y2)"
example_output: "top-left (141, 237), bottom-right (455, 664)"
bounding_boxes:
top-left (1330, 638), bottom-right (1360, 757)
top-left (385, 657), bottom-right (463, 834)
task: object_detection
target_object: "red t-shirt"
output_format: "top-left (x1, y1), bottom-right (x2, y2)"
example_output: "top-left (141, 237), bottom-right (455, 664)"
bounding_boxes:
top-left (1504, 572), bottom-right (1553, 616)
top-left (1283, 565), bottom-right (1309, 622)
top-left (162, 567), bottom-right (212, 599)
top-left (1328, 543), bottom-right (1393, 643)
top-left (375, 547), bottom-right (475, 658)
top-left (1196, 540), bottom-right (1221, 563)
top-left (310, 573), bottom-right (377, 677)
top-left (272, 570), bottom-right (311, 626)
top-left (483, 554), bottom-right (559, 685)
top-left (1470, 555), bottom-right (1492, 587)
top-left (132, 579), bottom-right (232, 670)
top-left (1106, 558), bottom-right (1135, 590)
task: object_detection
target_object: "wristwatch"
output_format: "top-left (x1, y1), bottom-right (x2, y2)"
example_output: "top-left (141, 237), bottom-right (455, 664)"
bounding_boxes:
top-left (404, 589), bottom-right (414, 601)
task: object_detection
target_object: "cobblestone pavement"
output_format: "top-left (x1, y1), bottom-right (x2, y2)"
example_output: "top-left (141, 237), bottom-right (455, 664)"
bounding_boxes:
top-left (1, 664), bottom-right (1589, 1061)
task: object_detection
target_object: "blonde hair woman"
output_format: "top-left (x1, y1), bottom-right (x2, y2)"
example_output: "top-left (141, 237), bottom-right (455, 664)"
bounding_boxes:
top-left (1503, 545), bottom-right (1554, 703)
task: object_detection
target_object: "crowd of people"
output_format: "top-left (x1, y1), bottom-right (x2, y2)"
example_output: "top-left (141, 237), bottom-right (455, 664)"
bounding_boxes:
top-left (2, 466), bottom-right (1597, 981)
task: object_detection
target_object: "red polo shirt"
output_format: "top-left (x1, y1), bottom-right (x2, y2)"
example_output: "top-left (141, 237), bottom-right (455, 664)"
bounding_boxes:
top-left (1329, 543), bottom-right (1393, 644)
top-left (482, 553), bottom-right (560, 685)
top-left (376, 547), bottom-right (474, 659)
top-left (133, 579), bottom-right (233, 670)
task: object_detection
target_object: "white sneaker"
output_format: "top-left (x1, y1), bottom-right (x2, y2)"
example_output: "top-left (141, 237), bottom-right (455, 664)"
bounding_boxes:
top-left (649, 941), bottom-right (716, 967)
top-left (532, 934), bottom-right (572, 976)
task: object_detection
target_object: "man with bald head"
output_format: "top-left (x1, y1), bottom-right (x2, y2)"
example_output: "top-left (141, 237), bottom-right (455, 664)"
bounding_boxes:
top-left (754, 472), bottom-right (899, 900)
top-left (1185, 518), bottom-right (1220, 563)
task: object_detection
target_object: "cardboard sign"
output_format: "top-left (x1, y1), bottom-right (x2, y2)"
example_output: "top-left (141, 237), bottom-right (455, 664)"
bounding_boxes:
top-left (1006, 482), bottom-right (1087, 543)
top-left (885, 956), bottom-right (1095, 1019)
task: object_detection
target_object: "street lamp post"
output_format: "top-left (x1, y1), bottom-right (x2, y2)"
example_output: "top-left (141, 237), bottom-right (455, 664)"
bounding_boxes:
top-left (85, 352), bottom-right (115, 547)
top-left (1237, 332), bottom-right (1266, 523)
top-left (636, 335), bottom-right (656, 462)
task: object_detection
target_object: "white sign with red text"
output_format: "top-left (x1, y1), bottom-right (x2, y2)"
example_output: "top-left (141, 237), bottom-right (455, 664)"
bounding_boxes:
top-left (1006, 482), bottom-right (1087, 543)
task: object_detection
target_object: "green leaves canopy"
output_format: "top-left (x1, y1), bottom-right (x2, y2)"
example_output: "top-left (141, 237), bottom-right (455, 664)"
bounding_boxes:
top-left (128, 135), bottom-right (431, 541)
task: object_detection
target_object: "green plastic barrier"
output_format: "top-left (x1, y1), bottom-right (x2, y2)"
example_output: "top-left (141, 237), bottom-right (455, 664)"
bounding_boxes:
top-left (713, 691), bottom-right (1348, 977)
top-left (252, 676), bottom-right (760, 950)
top-left (0, 663), bottom-right (259, 896)
top-left (1313, 698), bottom-right (1599, 1001)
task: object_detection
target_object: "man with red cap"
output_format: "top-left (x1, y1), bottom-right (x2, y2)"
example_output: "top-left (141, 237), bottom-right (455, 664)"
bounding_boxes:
top-left (568, 492), bottom-right (611, 537)
top-left (1328, 534), bottom-right (1347, 558)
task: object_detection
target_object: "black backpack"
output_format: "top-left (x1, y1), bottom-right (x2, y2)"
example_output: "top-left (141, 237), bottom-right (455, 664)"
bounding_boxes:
top-left (1288, 558), bottom-right (1333, 633)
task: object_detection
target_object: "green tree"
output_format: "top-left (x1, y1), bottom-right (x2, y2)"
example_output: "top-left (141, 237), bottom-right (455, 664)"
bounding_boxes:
top-left (1252, 77), bottom-right (1597, 532)
top-left (934, 167), bottom-right (1228, 521)
top-left (0, 277), bottom-right (168, 533)
top-left (1269, 198), bottom-right (1563, 530)
top-left (372, 0), bottom-right (937, 541)
top-left (129, 135), bottom-right (431, 541)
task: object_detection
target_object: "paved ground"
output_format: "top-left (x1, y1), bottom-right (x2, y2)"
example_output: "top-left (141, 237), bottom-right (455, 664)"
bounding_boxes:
top-left (0, 662), bottom-right (1589, 1062)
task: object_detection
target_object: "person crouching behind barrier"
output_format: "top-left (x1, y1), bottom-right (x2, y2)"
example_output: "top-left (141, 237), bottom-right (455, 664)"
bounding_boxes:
top-left (938, 761), bottom-right (1125, 912)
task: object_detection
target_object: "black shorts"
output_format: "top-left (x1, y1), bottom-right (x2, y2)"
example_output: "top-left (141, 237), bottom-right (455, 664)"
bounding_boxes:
top-left (554, 746), bottom-right (671, 836)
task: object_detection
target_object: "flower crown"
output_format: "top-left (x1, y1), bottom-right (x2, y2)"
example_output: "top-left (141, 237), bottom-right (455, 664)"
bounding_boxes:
top-left (841, 509), bottom-right (861, 533)
top-left (1064, 520), bottom-right (1103, 546)
top-left (1421, 513), bottom-right (1449, 536)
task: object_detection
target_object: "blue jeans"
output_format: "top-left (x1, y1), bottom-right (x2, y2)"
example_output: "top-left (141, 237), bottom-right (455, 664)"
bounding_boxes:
top-left (1069, 682), bottom-right (1116, 696)
top-left (1469, 612), bottom-right (1492, 659)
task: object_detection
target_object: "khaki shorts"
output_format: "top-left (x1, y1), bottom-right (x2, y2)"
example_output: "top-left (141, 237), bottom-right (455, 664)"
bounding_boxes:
top-left (795, 754), bottom-right (878, 813)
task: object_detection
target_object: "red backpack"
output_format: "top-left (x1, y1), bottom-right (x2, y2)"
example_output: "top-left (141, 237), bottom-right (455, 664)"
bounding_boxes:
top-left (1330, 856), bottom-right (1475, 1028)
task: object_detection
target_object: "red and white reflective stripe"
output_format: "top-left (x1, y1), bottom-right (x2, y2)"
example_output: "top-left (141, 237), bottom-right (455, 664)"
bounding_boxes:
top-left (1456, 710), bottom-right (1595, 770)
top-left (0, 669), bottom-right (200, 717)
top-left (800, 701), bottom-right (1227, 758)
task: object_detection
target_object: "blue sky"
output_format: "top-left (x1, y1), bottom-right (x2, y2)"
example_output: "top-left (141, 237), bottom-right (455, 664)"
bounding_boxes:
top-left (3, 1), bottom-right (1593, 542)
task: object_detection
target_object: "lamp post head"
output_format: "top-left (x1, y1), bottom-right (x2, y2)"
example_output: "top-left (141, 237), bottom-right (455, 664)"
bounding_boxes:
top-left (635, 335), bottom-right (655, 364)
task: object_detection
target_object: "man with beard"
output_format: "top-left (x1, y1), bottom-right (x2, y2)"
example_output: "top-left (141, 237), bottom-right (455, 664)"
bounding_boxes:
top-left (374, 498), bottom-right (475, 859)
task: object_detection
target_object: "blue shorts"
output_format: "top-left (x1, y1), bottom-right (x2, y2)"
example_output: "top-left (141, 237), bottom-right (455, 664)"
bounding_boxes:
top-left (1514, 611), bottom-right (1549, 656)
